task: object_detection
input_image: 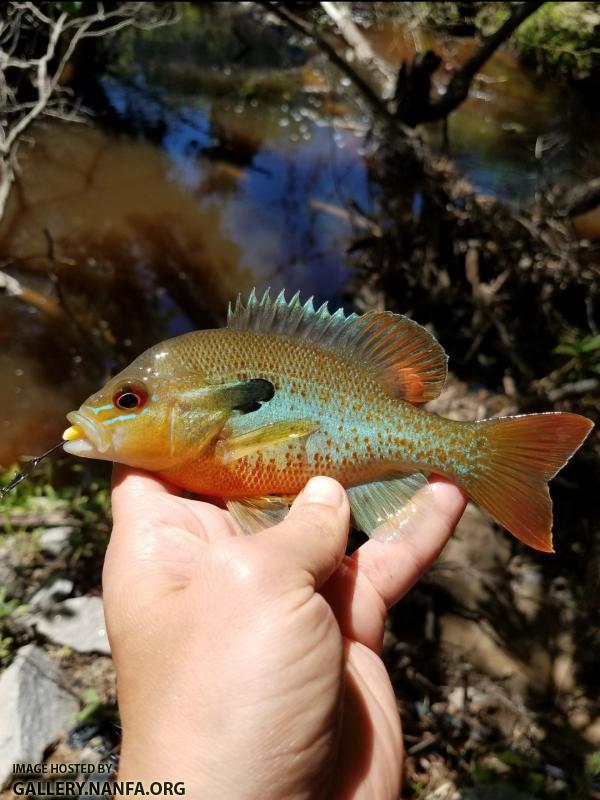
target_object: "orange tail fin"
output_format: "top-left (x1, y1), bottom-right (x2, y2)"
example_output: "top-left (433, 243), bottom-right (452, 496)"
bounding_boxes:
top-left (459, 412), bottom-right (593, 552)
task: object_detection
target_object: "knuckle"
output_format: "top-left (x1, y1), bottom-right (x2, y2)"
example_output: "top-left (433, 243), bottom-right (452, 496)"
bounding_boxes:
top-left (295, 504), bottom-right (339, 539)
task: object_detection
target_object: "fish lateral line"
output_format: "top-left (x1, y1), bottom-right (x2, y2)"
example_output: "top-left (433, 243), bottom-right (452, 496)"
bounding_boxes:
top-left (0, 441), bottom-right (65, 501)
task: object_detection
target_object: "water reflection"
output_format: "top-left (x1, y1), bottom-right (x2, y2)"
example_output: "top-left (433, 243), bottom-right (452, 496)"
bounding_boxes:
top-left (365, 25), bottom-right (600, 201)
top-left (1, 8), bottom-right (599, 464)
top-left (0, 93), bottom-right (370, 463)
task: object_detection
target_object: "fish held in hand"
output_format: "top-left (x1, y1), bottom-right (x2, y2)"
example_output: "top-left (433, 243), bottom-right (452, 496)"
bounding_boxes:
top-left (63, 290), bottom-right (593, 551)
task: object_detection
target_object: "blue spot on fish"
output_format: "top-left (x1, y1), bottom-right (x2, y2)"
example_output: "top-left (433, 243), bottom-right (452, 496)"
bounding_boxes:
top-left (103, 413), bottom-right (137, 426)
top-left (89, 404), bottom-right (113, 414)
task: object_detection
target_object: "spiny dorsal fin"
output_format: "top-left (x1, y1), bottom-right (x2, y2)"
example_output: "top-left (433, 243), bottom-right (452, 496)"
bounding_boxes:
top-left (227, 289), bottom-right (447, 403)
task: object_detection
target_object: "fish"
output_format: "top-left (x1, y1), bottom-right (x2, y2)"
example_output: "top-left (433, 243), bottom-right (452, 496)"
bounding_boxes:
top-left (62, 289), bottom-right (593, 552)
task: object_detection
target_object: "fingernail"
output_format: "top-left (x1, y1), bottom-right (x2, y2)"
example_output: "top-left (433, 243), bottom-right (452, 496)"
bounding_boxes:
top-left (301, 477), bottom-right (344, 508)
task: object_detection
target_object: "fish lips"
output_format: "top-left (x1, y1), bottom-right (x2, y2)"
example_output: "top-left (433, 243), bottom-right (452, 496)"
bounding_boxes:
top-left (64, 410), bottom-right (111, 455)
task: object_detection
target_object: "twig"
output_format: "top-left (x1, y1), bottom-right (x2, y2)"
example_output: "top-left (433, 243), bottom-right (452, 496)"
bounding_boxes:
top-left (546, 378), bottom-right (599, 402)
top-left (0, 2), bottom-right (178, 221)
top-left (0, 511), bottom-right (81, 528)
top-left (407, 733), bottom-right (440, 756)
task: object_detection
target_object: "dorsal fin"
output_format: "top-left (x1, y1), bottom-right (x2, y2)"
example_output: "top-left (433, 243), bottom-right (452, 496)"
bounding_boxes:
top-left (227, 289), bottom-right (447, 403)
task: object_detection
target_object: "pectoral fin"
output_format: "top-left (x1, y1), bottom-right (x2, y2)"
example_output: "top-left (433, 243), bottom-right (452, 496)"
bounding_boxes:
top-left (216, 420), bottom-right (319, 464)
top-left (227, 495), bottom-right (292, 533)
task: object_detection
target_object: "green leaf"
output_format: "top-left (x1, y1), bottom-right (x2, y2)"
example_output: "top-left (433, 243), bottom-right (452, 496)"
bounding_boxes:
top-left (78, 686), bottom-right (101, 722)
top-left (580, 335), bottom-right (600, 352)
top-left (498, 750), bottom-right (529, 767)
top-left (553, 344), bottom-right (577, 356)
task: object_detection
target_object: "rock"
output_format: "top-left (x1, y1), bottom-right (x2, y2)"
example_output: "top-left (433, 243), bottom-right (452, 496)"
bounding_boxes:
top-left (439, 614), bottom-right (552, 695)
top-left (428, 503), bottom-right (511, 612)
top-left (0, 644), bottom-right (78, 788)
top-left (28, 576), bottom-right (74, 612)
top-left (39, 526), bottom-right (76, 557)
top-left (583, 716), bottom-right (600, 746)
top-left (0, 533), bottom-right (34, 597)
top-left (552, 652), bottom-right (576, 695)
top-left (31, 595), bottom-right (110, 655)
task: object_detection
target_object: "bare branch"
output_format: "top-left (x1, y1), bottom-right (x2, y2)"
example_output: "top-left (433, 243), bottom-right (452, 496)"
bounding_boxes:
top-left (256, 1), bottom-right (392, 123)
top-left (399, 1), bottom-right (544, 124)
top-left (556, 177), bottom-right (600, 218)
top-left (0, 1), bottom-right (178, 220)
top-left (320, 2), bottom-right (396, 98)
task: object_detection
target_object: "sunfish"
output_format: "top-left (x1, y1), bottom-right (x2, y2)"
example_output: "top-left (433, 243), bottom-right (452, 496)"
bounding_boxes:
top-left (62, 289), bottom-right (593, 551)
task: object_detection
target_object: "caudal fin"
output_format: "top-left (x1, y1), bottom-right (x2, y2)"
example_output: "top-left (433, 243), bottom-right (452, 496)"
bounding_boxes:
top-left (459, 412), bottom-right (593, 552)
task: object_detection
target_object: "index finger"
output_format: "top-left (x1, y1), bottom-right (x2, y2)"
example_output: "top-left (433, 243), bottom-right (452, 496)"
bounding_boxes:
top-left (354, 477), bottom-right (467, 609)
top-left (111, 464), bottom-right (182, 526)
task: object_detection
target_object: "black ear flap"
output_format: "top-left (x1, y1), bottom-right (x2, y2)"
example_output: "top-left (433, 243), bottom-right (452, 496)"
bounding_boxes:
top-left (231, 378), bottom-right (275, 413)
top-left (206, 378), bottom-right (274, 415)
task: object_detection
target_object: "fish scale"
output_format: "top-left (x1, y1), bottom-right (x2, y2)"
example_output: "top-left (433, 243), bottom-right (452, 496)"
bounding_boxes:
top-left (158, 329), bottom-right (457, 497)
top-left (62, 289), bottom-right (593, 552)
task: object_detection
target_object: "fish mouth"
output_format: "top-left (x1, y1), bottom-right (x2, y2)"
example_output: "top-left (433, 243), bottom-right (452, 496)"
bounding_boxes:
top-left (64, 410), bottom-right (110, 455)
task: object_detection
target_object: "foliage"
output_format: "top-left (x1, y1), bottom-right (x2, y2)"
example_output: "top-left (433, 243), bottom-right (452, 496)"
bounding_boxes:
top-left (553, 333), bottom-right (600, 380)
top-left (412, 2), bottom-right (600, 81)
top-left (0, 588), bottom-right (28, 667)
top-left (0, 588), bottom-right (27, 621)
top-left (0, 460), bottom-right (110, 517)
top-left (587, 751), bottom-right (600, 777)
top-left (78, 686), bottom-right (102, 722)
top-left (0, 458), bottom-right (111, 666)
top-left (499, 2), bottom-right (600, 79)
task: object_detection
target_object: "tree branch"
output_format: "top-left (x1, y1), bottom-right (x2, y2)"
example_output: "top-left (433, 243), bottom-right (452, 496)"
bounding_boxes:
top-left (319, 1), bottom-right (396, 98)
top-left (0, 2), bottom-right (178, 221)
top-left (557, 177), bottom-right (600, 218)
top-left (417, 1), bottom-right (545, 123)
top-left (256, 1), bottom-right (392, 123)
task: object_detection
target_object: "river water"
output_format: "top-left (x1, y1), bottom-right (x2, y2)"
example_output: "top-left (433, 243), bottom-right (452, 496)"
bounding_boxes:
top-left (1, 6), bottom-right (599, 465)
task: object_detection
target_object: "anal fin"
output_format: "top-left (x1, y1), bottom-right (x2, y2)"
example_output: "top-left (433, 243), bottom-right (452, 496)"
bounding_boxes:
top-left (227, 495), bottom-right (292, 534)
top-left (347, 473), bottom-right (433, 541)
top-left (216, 420), bottom-right (319, 464)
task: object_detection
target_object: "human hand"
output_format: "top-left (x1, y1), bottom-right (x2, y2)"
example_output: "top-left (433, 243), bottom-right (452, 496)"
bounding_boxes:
top-left (103, 468), bottom-right (466, 799)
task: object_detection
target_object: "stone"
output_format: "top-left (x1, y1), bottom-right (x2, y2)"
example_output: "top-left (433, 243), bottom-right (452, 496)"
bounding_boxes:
top-left (439, 614), bottom-right (552, 695)
top-left (31, 595), bottom-right (110, 655)
top-left (39, 526), bottom-right (76, 557)
top-left (0, 644), bottom-right (78, 788)
top-left (28, 576), bottom-right (74, 612)
top-left (0, 534), bottom-right (33, 597)
top-left (583, 716), bottom-right (600, 746)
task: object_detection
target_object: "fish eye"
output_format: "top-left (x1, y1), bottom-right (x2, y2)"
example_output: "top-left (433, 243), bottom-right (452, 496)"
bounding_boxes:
top-left (113, 384), bottom-right (148, 411)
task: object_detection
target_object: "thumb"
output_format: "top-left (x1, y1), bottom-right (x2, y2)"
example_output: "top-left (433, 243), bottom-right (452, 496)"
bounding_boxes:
top-left (259, 477), bottom-right (350, 589)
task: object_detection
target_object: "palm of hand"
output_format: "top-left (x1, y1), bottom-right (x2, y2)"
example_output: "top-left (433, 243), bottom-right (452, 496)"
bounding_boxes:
top-left (104, 469), bottom-right (466, 800)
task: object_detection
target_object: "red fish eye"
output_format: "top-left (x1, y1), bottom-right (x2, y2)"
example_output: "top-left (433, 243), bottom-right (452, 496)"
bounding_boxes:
top-left (113, 384), bottom-right (148, 411)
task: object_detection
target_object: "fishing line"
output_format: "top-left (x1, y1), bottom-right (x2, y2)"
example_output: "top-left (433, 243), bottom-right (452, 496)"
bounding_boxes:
top-left (0, 441), bottom-right (65, 500)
